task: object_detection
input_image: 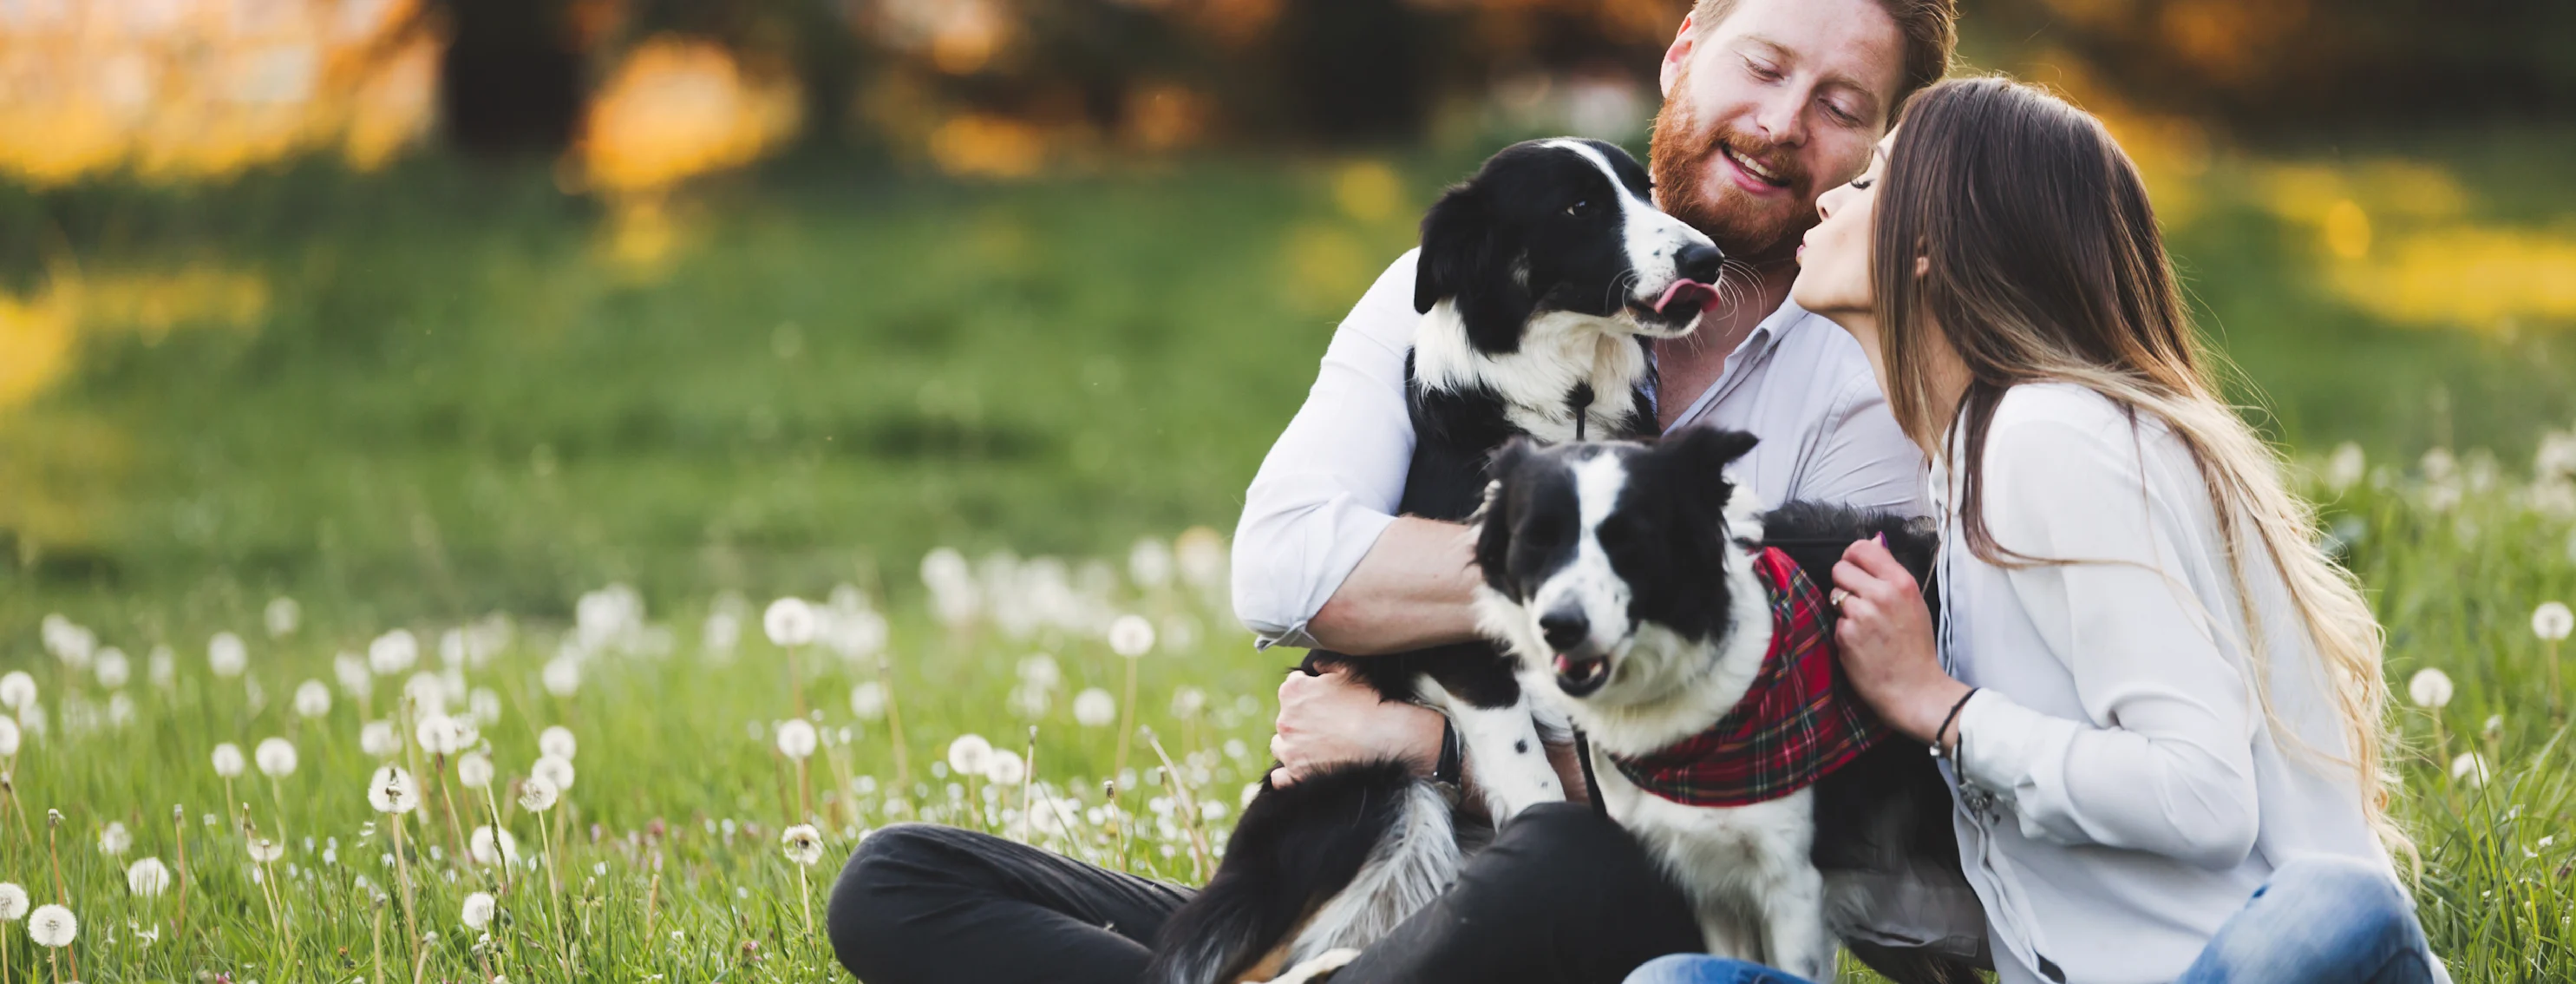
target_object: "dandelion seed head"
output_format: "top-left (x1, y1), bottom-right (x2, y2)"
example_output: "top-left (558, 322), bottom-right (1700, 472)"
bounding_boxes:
top-left (776, 718), bottom-right (818, 759)
top-left (369, 629), bottom-right (419, 676)
top-left (1169, 686), bottom-right (1206, 719)
top-left (95, 647), bottom-right (131, 689)
top-left (457, 751), bottom-right (494, 790)
top-left (824, 607), bottom-right (889, 662)
top-left (127, 857), bottom-right (172, 897)
top-left (2451, 751), bottom-right (2492, 786)
top-left (1108, 614), bottom-right (1155, 658)
top-left (1073, 687), bottom-right (1116, 728)
top-left (541, 656), bottom-right (581, 698)
top-left (255, 737), bottom-right (298, 777)
top-left (2407, 667), bottom-right (2455, 709)
top-left (98, 820), bottom-right (132, 856)
top-left (850, 681), bottom-right (887, 720)
top-left (207, 631), bottom-right (251, 678)
top-left (360, 719), bottom-right (402, 758)
top-left (367, 765), bottom-right (421, 814)
top-left (2537, 602), bottom-right (2574, 643)
top-left (781, 823), bottom-right (824, 866)
top-left (0, 671), bottom-right (36, 711)
top-left (249, 836), bottom-right (285, 863)
top-left (212, 742), bottom-right (246, 777)
top-left (519, 774), bottom-right (560, 813)
top-left (984, 750), bottom-right (1026, 785)
top-left (26, 903), bottom-right (74, 947)
top-left (461, 890), bottom-right (496, 930)
top-left (0, 717), bottom-right (18, 758)
top-left (470, 825), bottom-right (520, 866)
top-left (764, 597), bottom-right (818, 647)
top-left (415, 714), bottom-right (476, 757)
top-left (539, 725), bottom-right (578, 761)
top-left (947, 734), bottom-right (993, 776)
top-left (292, 679), bottom-right (332, 719)
top-left (0, 883), bottom-right (23, 921)
top-left (533, 754), bottom-right (576, 793)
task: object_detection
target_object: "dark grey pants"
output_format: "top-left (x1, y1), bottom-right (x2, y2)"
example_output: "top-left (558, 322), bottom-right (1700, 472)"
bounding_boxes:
top-left (827, 802), bottom-right (1703, 984)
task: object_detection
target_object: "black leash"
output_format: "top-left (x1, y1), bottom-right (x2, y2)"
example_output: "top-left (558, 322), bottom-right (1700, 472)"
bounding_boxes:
top-left (1561, 387), bottom-right (1616, 819)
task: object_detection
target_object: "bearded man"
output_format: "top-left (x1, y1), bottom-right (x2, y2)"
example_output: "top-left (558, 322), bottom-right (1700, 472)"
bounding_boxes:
top-left (828, 2), bottom-right (1960, 982)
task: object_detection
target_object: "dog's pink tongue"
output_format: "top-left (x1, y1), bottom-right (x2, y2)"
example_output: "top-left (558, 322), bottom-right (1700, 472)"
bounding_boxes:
top-left (1554, 654), bottom-right (1577, 675)
top-left (1654, 279), bottom-right (1718, 315)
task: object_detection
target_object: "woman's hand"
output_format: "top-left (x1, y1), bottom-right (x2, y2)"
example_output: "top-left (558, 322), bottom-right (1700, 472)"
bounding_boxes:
top-left (1832, 537), bottom-right (1973, 748)
top-left (1269, 664), bottom-right (1445, 788)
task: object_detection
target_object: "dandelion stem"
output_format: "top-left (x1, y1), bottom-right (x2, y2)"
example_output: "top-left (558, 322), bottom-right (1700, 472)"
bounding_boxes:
top-left (1104, 779), bottom-right (1129, 870)
top-left (880, 657), bottom-right (912, 790)
top-left (43, 817), bottom-right (75, 983)
top-left (795, 758), bottom-right (812, 823)
top-left (1144, 729), bottom-right (1214, 881)
top-left (540, 805), bottom-right (572, 979)
top-left (1114, 655), bottom-right (1140, 783)
top-left (172, 805), bottom-right (193, 952)
top-left (1019, 725), bottom-right (1038, 843)
top-left (370, 894), bottom-right (385, 984)
top-left (430, 754), bottom-right (470, 866)
top-left (798, 865), bottom-right (814, 936)
top-left (643, 858), bottom-right (663, 940)
top-left (390, 813), bottom-right (424, 984)
top-left (788, 644), bottom-right (807, 718)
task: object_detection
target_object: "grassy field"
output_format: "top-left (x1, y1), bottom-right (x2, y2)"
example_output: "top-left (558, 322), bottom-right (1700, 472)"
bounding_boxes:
top-left (0, 138), bottom-right (2571, 981)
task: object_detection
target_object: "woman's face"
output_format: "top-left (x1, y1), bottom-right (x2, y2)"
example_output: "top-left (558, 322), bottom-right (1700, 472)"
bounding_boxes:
top-left (1789, 128), bottom-right (1895, 322)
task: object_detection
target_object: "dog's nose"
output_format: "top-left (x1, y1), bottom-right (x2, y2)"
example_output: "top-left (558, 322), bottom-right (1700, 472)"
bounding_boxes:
top-left (1539, 608), bottom-right (1590, 652)
top-left (1674, 242), bottom-right (1723, 285)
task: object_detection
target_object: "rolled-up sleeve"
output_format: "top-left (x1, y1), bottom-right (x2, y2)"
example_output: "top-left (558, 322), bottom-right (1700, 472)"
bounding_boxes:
top-left (1952, 415), bottom-right (2262, 870)
top-left (1231, 252), bottom-right (1422, 648)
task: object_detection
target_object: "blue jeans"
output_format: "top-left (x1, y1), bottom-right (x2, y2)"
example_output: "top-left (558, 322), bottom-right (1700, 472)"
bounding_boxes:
top-left (1622, 856), bottom-right (2442, 984)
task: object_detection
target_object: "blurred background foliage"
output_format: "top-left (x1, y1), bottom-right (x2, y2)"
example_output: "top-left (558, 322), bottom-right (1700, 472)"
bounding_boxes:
top-left (1, 0), bottom-right (2572, 624)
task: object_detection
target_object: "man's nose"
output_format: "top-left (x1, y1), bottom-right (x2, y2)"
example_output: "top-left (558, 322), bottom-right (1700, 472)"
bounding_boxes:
top-left (1675, 242), bottom-right (1723, 284)
top-left (1539, 607), bottom-right (1590, 651)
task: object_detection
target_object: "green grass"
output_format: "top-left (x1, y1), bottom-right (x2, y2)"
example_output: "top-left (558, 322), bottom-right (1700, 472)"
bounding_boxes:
top-left (0, 139), bottom-right (2571, 981)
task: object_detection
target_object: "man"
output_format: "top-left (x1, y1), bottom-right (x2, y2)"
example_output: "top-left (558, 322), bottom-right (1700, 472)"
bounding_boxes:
top-left (828, 3), bottom-right (1958, 982)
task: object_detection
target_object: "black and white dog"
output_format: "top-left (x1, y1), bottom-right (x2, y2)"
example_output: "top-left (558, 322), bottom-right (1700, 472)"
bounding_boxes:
top-left (1145, 138), bottom-right (1725, 984)
top-left (1474, 430), bottom-right (1984, 984)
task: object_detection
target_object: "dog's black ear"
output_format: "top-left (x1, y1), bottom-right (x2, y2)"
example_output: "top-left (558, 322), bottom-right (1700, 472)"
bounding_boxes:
top-left (1416, 182), bottom-right (1487, 315)
top-left (1654, 425), bottom-right (1760, 514)
top-left (1470, 437), bottom-right (1536, 594)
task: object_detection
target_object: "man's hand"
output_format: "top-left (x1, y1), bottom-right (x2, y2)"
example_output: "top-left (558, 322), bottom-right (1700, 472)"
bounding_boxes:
top-left (1268, 664), bottom-right (1446, 788)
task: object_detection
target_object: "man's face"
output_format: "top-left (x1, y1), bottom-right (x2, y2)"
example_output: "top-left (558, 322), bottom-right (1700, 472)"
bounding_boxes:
top-left (1651, 0), bottom-right (1905, 263)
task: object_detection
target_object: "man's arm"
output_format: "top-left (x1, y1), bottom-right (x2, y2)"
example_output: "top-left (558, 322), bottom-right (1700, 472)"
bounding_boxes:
top-left (1231, 248), bottom-right (1480, 653)
top-left (1786, 340), bottom-right (1930, 517)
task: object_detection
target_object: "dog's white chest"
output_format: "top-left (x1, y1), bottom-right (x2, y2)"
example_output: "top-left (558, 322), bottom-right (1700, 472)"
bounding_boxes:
top-left (1412, 305), bottom-right (1651, 443)
top-left (1595, 772), bottom-right (1832, 978)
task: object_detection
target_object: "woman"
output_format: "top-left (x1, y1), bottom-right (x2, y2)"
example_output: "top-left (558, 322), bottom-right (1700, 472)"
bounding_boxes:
top-left (1633, 77), bottom-right (2447, 984)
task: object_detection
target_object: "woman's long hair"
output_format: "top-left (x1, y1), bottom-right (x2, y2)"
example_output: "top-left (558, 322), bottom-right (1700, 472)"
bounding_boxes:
top-left (1873, 77), bottom-right (2404, 854)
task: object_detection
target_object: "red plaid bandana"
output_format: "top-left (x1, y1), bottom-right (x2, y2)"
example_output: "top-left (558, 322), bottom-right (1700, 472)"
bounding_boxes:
top-left (1605, 547), bottom-right (1888, 807)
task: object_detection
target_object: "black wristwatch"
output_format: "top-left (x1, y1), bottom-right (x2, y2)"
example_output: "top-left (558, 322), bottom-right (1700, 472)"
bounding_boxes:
top-left (1433, 718), bottom-right (1463, 785)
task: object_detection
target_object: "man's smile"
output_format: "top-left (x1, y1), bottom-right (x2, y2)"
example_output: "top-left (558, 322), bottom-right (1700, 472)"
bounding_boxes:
top-left (1720, 143), bottom-right (1793, 194)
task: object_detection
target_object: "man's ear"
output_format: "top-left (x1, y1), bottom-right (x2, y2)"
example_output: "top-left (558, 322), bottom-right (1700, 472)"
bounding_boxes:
top-left (1416, 182), bottom-right (1489, 314)
top-left (1659, 14), bottom-right (1697, 97)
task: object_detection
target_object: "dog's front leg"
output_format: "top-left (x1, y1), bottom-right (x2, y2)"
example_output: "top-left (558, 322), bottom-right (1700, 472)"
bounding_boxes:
top-left (1756, 855), bottom-right (1835, 981)
top-left (1437, 696), bottom-right (1564, 822)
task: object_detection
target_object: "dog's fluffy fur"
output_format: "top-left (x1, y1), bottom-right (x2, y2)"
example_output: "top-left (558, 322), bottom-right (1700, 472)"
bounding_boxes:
top-left (1474, 430), bottom-right (1983, 983)
top-left (1145, 137), bottom-right (1722, 984)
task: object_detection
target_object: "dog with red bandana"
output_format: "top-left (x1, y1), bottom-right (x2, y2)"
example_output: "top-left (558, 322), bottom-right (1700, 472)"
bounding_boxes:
top-left (1474, 427), bottom-right (1984, 984)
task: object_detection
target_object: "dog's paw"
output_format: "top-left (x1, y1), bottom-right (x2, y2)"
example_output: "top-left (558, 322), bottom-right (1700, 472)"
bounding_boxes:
top-left (1260, 948), bottom-right (1363, 984)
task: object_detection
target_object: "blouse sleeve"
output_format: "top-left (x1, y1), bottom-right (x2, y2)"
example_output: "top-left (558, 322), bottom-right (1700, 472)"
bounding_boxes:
top-left (1228, 251), bottom-right (1422, 649)
top-left (1950, 412), bottom-right (2262, 870)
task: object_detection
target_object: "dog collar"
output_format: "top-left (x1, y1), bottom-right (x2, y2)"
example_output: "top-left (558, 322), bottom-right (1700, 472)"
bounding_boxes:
top-left (1605, 547), bottom-right (1888, 807)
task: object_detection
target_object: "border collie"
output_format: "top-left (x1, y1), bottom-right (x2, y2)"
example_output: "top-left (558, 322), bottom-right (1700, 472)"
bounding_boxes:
top-left (1473, 429), bottom-right (1984, 984)
top-left (1145, 138), bottom-right (1724, 984)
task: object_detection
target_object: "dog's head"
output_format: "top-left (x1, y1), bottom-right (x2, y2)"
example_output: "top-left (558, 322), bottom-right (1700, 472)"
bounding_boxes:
top-left (1472, 427), bottom-right (1764, 701)
top-left (1415, 138), bottom-right (1724, 354)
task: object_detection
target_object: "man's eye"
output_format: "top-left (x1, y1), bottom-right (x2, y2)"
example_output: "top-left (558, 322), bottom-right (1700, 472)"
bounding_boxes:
top-left (1745, 59), bottom-right (1782, 81)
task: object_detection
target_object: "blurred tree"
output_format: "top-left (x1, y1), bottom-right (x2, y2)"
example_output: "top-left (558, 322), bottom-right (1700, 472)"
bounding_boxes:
top-left (436, 0), bottom-right (587, 154)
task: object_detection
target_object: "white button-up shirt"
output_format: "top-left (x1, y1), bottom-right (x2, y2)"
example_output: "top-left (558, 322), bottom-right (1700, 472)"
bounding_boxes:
top-left (1232, 250), bottom-right (1926, 648)
top-left (1937, 383), bottom-right (2407, 984)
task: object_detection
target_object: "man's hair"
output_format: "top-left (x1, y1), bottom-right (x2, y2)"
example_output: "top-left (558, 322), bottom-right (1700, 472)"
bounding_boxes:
top-left (1689, 0), bottom-right (1958, 118)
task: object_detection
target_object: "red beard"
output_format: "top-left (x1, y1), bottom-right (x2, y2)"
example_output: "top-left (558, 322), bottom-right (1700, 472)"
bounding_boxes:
top-left (1649, 69), bottom-right (1820, 264)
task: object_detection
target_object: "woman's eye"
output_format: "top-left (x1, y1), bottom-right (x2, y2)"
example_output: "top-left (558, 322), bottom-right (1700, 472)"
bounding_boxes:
top-left (1851, 176), bottom-right (1874, 190)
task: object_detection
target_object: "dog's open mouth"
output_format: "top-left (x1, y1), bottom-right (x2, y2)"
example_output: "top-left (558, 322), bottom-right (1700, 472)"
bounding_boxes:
top-left (1553, 653), bottom-right (1611, 696)
top-left (1648, 279), bottom-right (1719, 319)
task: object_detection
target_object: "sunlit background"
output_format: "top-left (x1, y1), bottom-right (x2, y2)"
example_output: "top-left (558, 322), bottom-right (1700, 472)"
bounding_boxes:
top-left (3, 0), bottom-right (2573, 620)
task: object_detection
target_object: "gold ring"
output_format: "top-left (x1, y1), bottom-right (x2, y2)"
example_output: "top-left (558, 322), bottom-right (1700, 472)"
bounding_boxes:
top-left (1829, 587), bottom-right (1852, 608)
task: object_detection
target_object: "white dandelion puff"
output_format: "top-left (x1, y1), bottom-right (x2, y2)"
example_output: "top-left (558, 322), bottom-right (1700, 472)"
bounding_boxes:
top-left (265, 596), bottom-right (301, 637)
top-left (0, 883), bottom-right (23, 921)
top-left (1017, 653), bottom-right (1062, 690)
top-left (824, 608), bottom-right (889, 662)
top-left (367, 765), bottom-right (421, 814)
top-left (984, 750), bottom-right (1026, 786)
top-left (541, 657), bottom-right (581, 698)
top-left (2408, 668), bottom-right (2455, 709)
top-left (947, 734), bottom-right (993, 776)
top-left (208, 632), bottom-right (249, 678)
top-left (0, 671), bottom-right (34, 711)
top-left (764, 597), bottom-right (818, 647)
top-left (1169, 686), bottom-right (1206, 719)
top-left (293, 679), bottom-right (332, 718)
top-left (2451, 751), bottom-right (2492, 787)
top-left (849, 681), bottom-right (887, 720)
top-left (468, 826), bottom-right (519, 866)
top-left (369, 629), bottom-right (419, 676)
top-left (539, 725), bottom-right (578, 760)
top-left (256, 737), bottom-right (298, 777)
top-left (2537, 602), bottom-right (2574, 643)
top-left (2324, 443), bottom-right (2365, 491)
top-left (1073, 688), bottom-right (1116, 728)
top-left (533, 754), bottom-right (576, 792)
top-left (127, 857), bottom-right (172, 897)
top-left (360, 720), bottom-right (402, 758)
top-left (518, 775), bottom-right (559, 813)
top-left (98, 821), bottom-right (132, 856)
top-left (1108, 615), bottom-right (1155, 659)
top-left (27, 903), bottom-right (74, 947)
top-left (776, 719), bottom-right (818, 760)
top-left (0, 718), bottom-right (18, 758)
top-left (248, 836), bottom-right (285, 863)
top-left (415, 715), bottom-right (475, 757)
top-left (456, 751), bottom-right (494, 790)
top-left (212, 743), bottom-right (246, 778)
top-left (95, 647), bottom-right (131, 689)
top-left (469, 687), bottom-right (502, 725)
top-left (781, 823), bottom-right (824, 866)
top-left (461, 891), bottom-right (495, 930)
top-left (1174, 526), bottom-right (1226, 588)
top-left (1128, 537), bottom-right (1174, 588)
top-left (336, 653), bottom-right (372, 697)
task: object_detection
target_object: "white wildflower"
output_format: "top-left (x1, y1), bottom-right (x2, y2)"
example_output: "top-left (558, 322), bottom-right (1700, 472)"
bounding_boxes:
top-left (850, 681), bottom-right (887, 720)
top-left (533, 754), bottom-right (576, 792)
top-left (1073, 687), bottom-right (1116, 728)
top-left (206, 632), bottom-right (248, 678)
top-left (95, 647), bottom-right (130, 689)
top-left (457, 751), bottom-right (494, 790)
top-left (257, 737), bottom-right (298, 777)
top-left (127, 857), bottom-right (172, 897)
top-left (293, 679), bottom-right (332, 718)
top-left (2324, 443), bottom-right (2365, 491)
top-left (0, 718), bottom-right (17, 758)
top-left (212, 743), bottom-right (246, 777)
top-left (336, 652), bottom-right (372, 697)
top-left (764, 597), bottom-right (818, 647)
top-left (2450, 751), bottom-right (2491, 787)
top-left (367, 765), bottom-right (421, 814)
top-left (98, 821), bottom-right (132, 856)
top-left (1174, 526), bottom-right (1226, 588)
top-left (0, 882), bottom-right (23, 921)
top-left (2407, 667), bottom-right (2455, 709)
top-left (2537, 602), bottom-right (2574, 643)
top-left (1170, 686), bottom-right (1206, 719)
top-left (1128, 537), bottom-right (1174, 588)
top-left (469, 826), bottom-right (519, 866)
top-left (369, 629), bottom-right (419, 676)
top-left (947, 734), bottom-right (993, 776)
top-left (0, 671), bottom-right (34, 711)
top-left (26, 903), bottom-right (74, 947)
top-left (518, 775), bottom-right (559, 813)
top-left (984, 750), bottom-right (1026, 786)
top-left (776, 719), bottom-right (818, 759)
top-left (539, 725), bottom-right (578, 760)
top-left (265, 596), bottom-right (301, 637)
top-left (541, 657), bottom-right (580, 698)
top-left (360, 720), bottom-right (402, 758)
top-left (248, 836), bottom-right (284, 863)
top-left (781, 823), bottom-right (824, 866)
top-left (461, 891), bottom-right (495, 930)
top-left (1108, 615), bottom-right (1155, 658)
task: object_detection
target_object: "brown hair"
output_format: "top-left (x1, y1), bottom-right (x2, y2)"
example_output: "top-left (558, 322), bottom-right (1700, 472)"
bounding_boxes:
top-left (1690, 0), bottom-right (1957, 117)
top-left (1871, 76), bottom-right (2407, 856)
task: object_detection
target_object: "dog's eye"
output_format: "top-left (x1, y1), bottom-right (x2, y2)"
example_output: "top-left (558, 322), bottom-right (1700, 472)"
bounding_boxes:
top-left (1565, 199), bottom-right (1593, 218)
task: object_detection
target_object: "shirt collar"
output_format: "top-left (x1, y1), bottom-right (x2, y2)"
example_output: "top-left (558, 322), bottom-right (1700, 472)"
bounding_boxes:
top-left (1661, 295), bottom-right (1815, 432)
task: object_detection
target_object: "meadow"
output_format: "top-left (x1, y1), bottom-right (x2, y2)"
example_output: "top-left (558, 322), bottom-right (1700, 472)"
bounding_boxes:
top-left (0, 136), bottom-right (2573, 982)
